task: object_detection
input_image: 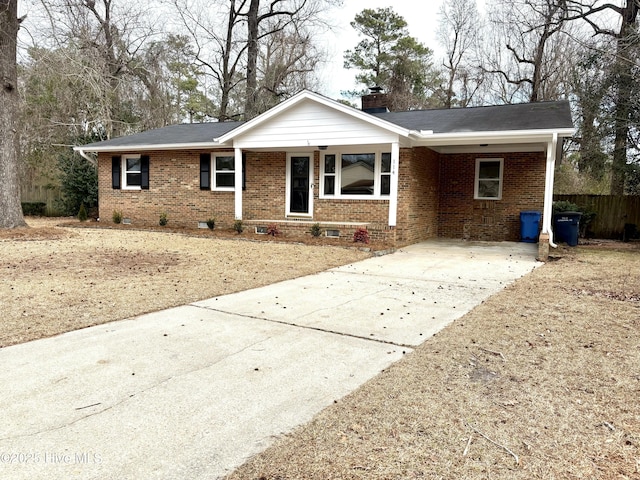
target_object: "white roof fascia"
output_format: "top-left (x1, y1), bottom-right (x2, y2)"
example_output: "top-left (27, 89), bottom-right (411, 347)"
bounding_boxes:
top-left (410, 128), bottom-right (575, 146)
top-left (214, 90), bottom-right (412, 143)
top-left (73, 141), bottom-right (229, 153)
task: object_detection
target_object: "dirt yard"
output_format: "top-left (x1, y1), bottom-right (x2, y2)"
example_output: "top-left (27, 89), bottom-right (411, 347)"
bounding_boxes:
top-left (225, 243), bottom-right (640, 479)
top-left (2, 219), bottom-right (638, 478)
top-left (0, 218), bottom-right (370, 347)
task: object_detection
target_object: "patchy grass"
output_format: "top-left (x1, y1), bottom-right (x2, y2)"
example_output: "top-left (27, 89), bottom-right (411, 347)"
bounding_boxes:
top-left (0, 218), bottom-right (370, 347)
top-left (226, 244), bottom-right (640, 479)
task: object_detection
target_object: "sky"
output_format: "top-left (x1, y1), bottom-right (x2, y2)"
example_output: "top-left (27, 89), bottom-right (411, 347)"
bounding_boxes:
top-left (319, 0), bottom-right (486, 100)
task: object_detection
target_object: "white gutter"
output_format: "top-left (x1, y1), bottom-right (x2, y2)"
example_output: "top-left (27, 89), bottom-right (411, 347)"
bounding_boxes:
top-left (72, 141), bottom-right (226, 154)
top-left (75, 147), bottom-right (97, 166)
top-left (409, 128), bottom-right (574, 145)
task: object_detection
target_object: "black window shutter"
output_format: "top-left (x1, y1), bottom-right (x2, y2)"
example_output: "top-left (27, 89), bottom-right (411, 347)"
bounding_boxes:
top-left (140, 155), bottom-right (150, 190)
top-left (242, 153), bottom-right (247, 191)
top-left (112, 156), bottom-right (121, 189)
top-left (200, 153), bottom-right (211, 190)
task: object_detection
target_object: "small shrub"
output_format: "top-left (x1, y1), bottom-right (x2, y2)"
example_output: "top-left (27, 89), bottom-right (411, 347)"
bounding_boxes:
top-left (77, 203), bottom-right (88, 222)
top-left (112, 210), bottom-right (123, 224)
top-left (310, 223), bottom-right (321, 237)
top-left (206, 218), bottom-right (216, 230)
top-left (233, 219), bottom-right (243, 234)
top-left (21, 202), bottom-right (47, 216)
top-left (159, 212), bottom-right (168, 226)
top-left (353, 227), bottom-right (370, 244)
top-left (266, 223), bottom-right (280, 237)
top-left (552, 200), bottom-right (580, 215)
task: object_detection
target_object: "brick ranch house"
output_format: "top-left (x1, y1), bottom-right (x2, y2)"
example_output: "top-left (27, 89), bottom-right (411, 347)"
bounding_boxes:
top-left (75, 90), bottom-right (573, 258)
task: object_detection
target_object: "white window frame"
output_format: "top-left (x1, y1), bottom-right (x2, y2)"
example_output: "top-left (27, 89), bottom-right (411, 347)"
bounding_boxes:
top-left (319, 149), bottom-right (392, 200)
top-left (474, 158), bottom-right (504, 200)
top-left (122, 154), bottom-right (142, 190)
top-left (212, 153), bottom-right (235, 191)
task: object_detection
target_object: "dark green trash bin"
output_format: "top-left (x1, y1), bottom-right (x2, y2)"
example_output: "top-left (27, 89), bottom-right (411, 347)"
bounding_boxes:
top-left (520, 210), bottom-right (541, 243)
top-left (554, 212), bottom-right (582, 246)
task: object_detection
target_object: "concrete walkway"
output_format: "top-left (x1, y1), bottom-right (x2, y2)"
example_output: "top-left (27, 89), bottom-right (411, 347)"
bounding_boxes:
top-left (0, 240), bottom-right (540, 480)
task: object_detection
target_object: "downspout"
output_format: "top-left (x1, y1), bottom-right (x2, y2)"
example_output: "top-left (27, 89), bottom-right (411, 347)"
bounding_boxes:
top-left (75, 147), bottom-right (97, 166)
top-left (541, 133), bottom-right (558, 248)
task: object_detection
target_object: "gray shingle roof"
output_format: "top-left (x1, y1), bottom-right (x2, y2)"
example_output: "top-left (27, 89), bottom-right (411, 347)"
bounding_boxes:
top-left (78, 101), bottom-right (572, 151)
top-left (79, 121), bottom-right (243, 149)
top-left (372, 101), bottom-right (572, 134)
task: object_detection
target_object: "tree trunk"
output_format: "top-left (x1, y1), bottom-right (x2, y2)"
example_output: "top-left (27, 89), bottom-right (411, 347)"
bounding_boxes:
top-left (610, 2), bottom-right (638, 195)
top-left (244, 0), bottom-right (260, 120)
top-left (0, 0), bottom-right (27, 228)
top-left (219, 0), bottom-right (237, 122)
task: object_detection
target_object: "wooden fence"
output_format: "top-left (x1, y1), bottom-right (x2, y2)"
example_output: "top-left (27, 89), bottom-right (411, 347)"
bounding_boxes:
top-left (554, 194), bottom-right (640, 239)
top-left (21, 185), bottom-right (63, 215)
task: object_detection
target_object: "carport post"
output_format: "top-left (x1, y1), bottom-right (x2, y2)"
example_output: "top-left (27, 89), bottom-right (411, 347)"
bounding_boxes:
top-left (388, 141), bottom-right (399, 227)
top-left (234, 147), bottom-right (243, 220)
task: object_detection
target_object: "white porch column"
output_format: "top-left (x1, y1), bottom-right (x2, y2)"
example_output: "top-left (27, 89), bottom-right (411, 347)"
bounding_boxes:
top-left (234, 147), bottom-right (243, 220)
top-left (541, 133), bottom-right (558, 245)
top-left (388, 141), bottom-right (400, 227)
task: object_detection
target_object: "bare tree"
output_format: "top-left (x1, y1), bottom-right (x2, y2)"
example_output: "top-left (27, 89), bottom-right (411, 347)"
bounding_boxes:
top-left (169, 0), bottom-right (246, 121)
top-left (563, 0), bottom-right (640, 194)
top-left (37, 0), bottom-right (156, 137)
top-left (242, 0), bottom-right (334, 118)
top-left (1, 0), bottom-right (27, 228)
top-left (169, 0), bottom-right (338, 120)
top-left (484, 0), bottom-right (572, 103)
top-left (437, 0), bottom-right (483, 107)
top-left (570, 40), bottom-right (613, 178)
top-left (256, 23), bottom-right (323, 111)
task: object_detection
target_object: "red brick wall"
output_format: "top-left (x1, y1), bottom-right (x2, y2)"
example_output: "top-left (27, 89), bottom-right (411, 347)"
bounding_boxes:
top-left (243, 151), bottom-right (287, 220)
top-left (98, 149), bottom-right (546, 243)
top-left (97, 150), bottom-right (391, 234)
top-left (396, 147), bottom-right (440, 245)
top-left (98, 150), bottom-right (235, 228)
top-left (437, 152), bottom-right (546, 241)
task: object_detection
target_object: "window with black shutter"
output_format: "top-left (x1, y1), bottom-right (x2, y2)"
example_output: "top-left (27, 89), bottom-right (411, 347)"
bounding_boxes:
top-left (112, 156), bottom-right (121, 189)
top-left (200, 153), bottom-right (211, 190)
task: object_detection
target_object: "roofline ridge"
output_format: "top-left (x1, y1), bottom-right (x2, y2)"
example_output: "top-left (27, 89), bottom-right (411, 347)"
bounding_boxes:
top-left (377, 99), bottom-right (571, 115)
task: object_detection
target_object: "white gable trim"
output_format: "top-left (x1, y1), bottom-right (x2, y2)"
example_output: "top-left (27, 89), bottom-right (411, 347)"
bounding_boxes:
top-left (214, 90), bottom-right (411, 144)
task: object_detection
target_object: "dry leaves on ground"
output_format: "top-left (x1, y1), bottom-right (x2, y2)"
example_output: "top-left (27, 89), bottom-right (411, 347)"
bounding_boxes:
top-left (0, 218), bottom-right (370, 347)
top-left (226, 244), bottom-right (640, 480)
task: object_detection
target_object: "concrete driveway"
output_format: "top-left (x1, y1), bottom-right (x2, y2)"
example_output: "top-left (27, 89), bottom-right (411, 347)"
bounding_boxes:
top-left (0, 240), bottom-right (539, 480)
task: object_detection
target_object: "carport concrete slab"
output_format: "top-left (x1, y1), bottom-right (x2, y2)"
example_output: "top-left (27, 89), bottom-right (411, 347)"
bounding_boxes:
top-left (195, 240), bottom-right (540, 346)
top-left (0, 305), bottom-right (405, 480)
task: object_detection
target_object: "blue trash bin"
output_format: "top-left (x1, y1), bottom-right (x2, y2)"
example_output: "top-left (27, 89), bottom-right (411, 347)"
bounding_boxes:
top-left (554, 212), bottom-right (582, 246)
top-left (520, 210), bottom-right (541, 243)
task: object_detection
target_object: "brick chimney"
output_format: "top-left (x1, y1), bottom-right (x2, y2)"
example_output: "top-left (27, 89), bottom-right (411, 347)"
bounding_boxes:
top-left (361, 86), bottom-right (389, 113)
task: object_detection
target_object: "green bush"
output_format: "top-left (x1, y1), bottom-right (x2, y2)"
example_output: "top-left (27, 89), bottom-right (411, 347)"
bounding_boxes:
top-left (57, 151), bottom-right (98, 216)
top-left (310, 223), bottom-right (321, 237)
top-left (112, 210), bottom-right (123, 224)
top-left (233, 219), bottom-right (243, 234)
top-left (552, 200), bottom-right (580, 215)
top-left (159, 212), bottom-right (168, 226)
top-left (21, 202), bottom-right (47, 216)
top-left (552, 200), bottom-right (596, 238)
top-left (206, 218), bottom-right (216, 230)
top-left (78, 203), bottom-right (88, 222)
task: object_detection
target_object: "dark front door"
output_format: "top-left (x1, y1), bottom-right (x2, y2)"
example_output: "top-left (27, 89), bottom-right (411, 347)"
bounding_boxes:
top-left (290, 156), bottom-right (310, 214)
